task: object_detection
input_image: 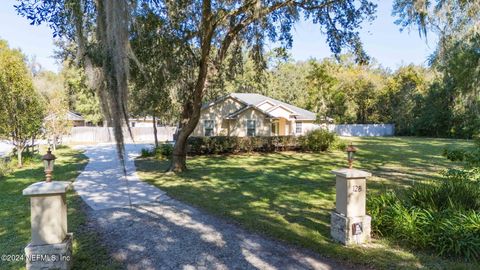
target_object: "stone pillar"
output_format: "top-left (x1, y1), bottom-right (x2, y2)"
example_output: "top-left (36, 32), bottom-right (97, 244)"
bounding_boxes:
top-left (22, 181), bottom-right (73, 270)
top-left (330, 168), bottom-right (372, 245)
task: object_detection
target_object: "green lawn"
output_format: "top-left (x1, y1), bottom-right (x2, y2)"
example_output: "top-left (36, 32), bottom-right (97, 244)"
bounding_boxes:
top-left (135, 136), bottom-right (477, 269)
top-left (0, 146), bottom-right (122, 270)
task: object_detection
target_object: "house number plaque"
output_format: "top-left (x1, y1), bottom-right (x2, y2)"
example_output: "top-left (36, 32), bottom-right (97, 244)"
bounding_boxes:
top-left (352, 185), bottom-right (362, 192)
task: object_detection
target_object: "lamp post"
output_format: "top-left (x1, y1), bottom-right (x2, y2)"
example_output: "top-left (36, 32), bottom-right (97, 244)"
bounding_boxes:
top-left (330, 142), bottom-right (372, 245)
top-left (346, 143), bottom-right (357, 169)
top-left (42, 148), bottom-right (56, 182)
top-left (23, 147), bottom-right (73, 269)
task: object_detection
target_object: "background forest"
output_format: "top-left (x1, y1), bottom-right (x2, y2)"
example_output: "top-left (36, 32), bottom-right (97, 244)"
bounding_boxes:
top-left (60, 44), bottom-right (479, 139)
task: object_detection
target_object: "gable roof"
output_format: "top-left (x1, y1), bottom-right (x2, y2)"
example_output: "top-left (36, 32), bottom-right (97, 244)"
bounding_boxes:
top-left (45, 111), bottom-right (85, 121)
top-left (201, 93), bottom-right (316, 121)
top-left (225, 105), bottom-right (276, 119)
top-left (230, 93), bottom-right (316, 120)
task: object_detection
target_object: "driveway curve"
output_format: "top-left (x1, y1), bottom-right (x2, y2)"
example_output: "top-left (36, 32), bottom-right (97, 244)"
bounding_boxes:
top-left (74, 144), bottom-right (357, 270)
top-left (74, 143), bottom-right (168, 210)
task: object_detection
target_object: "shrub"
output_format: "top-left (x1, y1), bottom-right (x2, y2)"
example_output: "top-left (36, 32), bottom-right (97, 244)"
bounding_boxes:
top-left (368, 177), bottom-right (480, 261)
top-left (187, 136), bottom-right (299, 155)
top-left (299, 129), bottom-right (338, 152)
top-left (9, 150), bottom-right (41, 167)
top-left (155, 144), bottom-right (174, 158)
top-left (333, 138), bottom-right (347, 151)
top-left (186, 132), bottom-right (344, 155)
top-left (140, 147), bottom-right (155, 157)
top-left (140, 144), bottom-right (174, 159)
top-left (0, 158), bottom-right (13, 178)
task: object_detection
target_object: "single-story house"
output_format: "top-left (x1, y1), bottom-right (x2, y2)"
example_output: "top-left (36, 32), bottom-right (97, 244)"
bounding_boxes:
top-left (44, 111), bottom-right (86, 127)
top-left (193, 93), bottom-right (317, 137)
top-left (129, 116), bottom-right (172, 128)
top-left (129, 116), bottom-right (155, 128)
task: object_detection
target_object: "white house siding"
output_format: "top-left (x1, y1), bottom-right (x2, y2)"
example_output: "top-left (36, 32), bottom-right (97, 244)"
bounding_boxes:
top-left (298, 121), bottom-right (317, 135)
top-left (229, 108), bottom-right (271, 137)
top-left (193, 97), bottom-right (245, 136)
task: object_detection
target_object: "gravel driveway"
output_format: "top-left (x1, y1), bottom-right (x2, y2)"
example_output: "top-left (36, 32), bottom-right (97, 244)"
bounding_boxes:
top-left (75, 144), bottom-right (356, 270)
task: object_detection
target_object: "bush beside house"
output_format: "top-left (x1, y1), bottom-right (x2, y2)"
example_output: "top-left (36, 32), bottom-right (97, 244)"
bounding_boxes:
top-left (185, 130), bottom-right (343, 155)
top-left (141, 129), bottom-right (343, 158)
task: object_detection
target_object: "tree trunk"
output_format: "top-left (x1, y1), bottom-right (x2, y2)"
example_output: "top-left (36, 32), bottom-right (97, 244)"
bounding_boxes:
top-left (168, 77), bottom-right (208, 172)
top-left (169, 3), bottom-right (214, 172)
top-left (52, 135), bottom-right (57, 151)
top-left (168, 99), bottom-right (201, 172)
top-left (152, 112), bottom-right (159, 148)
top-left (17, 146), bottom-right (23, 167)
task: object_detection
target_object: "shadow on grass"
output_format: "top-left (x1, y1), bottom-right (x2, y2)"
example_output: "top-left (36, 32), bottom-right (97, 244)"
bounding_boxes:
top-left (135, 137), bottom-right (477, 269)
top-left (0, 147), bottom-right (121, 270)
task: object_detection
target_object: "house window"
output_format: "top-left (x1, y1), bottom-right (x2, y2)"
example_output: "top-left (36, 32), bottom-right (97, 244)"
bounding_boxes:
top-left (295, 122), bottom-right (302, 134)
top-left (204, 120), bottom-right (214, 136)
top-left (247, 120), bottom-right (256, 136)
top-left (271, 122), bottom-right (279, 136)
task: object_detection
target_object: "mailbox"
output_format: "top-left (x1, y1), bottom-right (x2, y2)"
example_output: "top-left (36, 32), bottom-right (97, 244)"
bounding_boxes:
top-left (330, 168), bottom-right (372, 245)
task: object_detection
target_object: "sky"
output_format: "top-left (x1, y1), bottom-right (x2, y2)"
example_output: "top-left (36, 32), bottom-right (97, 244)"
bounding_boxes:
top-left (0, 0), bottom-right (438, 72)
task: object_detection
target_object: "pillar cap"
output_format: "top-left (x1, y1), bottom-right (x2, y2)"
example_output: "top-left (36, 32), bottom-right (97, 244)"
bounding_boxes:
top-left (331, 168), bottom-right (372, 178)
top-left (23, 181), bottom-right (72, 196)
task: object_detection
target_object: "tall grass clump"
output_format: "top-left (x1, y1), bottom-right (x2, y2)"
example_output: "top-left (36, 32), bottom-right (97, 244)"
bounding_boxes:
top-left (369, 136), bottom-right (480, 261)
top-left (368, 177), bottom-right (480, 261)
top-left (0, 158), bottom-right (13, 178)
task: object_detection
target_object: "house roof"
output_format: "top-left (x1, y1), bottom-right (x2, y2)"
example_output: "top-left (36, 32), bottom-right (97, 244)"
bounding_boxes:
top-left (230, 93), bottom-right (316, 120)
top-left (225, 105), bottom-right (276, 119)
top-left (45, 111), bottom-right (85, 121)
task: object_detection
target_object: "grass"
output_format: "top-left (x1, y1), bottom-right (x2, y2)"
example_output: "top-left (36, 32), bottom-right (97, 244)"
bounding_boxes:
top-left (135, 136), bottom-right (478, 269)
top-left (0, 146), bottom-right (122, 270)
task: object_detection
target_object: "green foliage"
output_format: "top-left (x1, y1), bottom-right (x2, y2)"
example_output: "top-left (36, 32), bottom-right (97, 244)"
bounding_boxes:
top-left (141, 144), bottom-right (174, 159)
top-left (369, 177), bottom-right (480, 261)
top-left (392, 0), bottom-right (480, 139)
top-left (383, 65), bottom-right (428, 135)
top-left (369, 137), bottom-right (480, 261)
top-left (140, 147), bottom-right (155, 158)
top-left (62, 62), bottom-right (104, 125)
top-left (156, 144), bottom-right (174, 158)
top-left (186, 133), bottom-right (344, 155)
top-left (137, 137), bottom-right (479, 269)
top-left (0, 159), bottom-right (13, 178)
top-left (129, 9), bottom-right (181, 126)
top-left (299, 129), bottom-right (338, 152)
top-left (369, 131), bottom-right (480, 261)
top-left (187, 136), bottom-right (299, 155)
top-left (34, 70), bottom-right (72, 148)
top-left (0, 146), bottom-right (120, 269)
top-left (217, 45), bottom-right (478, 139)
top-left (0, 39), bottom-right (45, 166)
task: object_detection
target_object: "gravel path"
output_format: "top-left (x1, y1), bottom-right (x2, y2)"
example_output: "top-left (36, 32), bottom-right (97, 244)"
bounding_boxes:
top-left (75, 144), bottom-right (356, 270)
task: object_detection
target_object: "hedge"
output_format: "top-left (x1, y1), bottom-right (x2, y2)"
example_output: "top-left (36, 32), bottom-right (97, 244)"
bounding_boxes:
top-left (186, 136), bottom-right (300, 155)
top-left (186, 130), bottom-right (343, 155)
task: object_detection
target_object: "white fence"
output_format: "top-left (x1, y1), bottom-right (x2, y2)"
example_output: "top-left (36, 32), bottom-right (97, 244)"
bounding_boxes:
top-left (64, 126), bottom-right (177, 143)
top-left (324, 124), bottom-right (395, 137)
